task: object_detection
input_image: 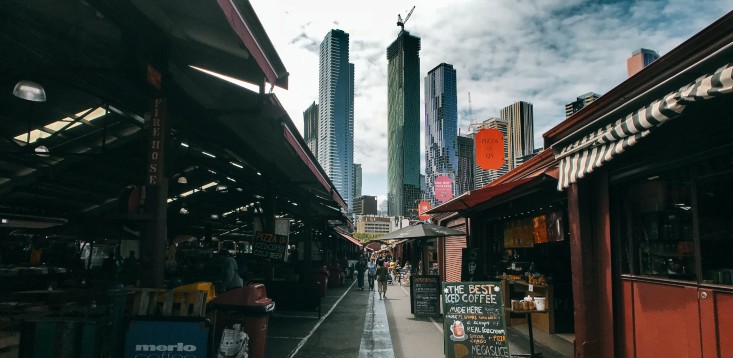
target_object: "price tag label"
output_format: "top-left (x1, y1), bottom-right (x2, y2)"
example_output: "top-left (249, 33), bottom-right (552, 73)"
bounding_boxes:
top-left (528, 284), bottom-right (534, 292)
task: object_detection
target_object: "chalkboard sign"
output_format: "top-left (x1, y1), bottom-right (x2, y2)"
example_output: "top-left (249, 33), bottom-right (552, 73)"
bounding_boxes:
top-left (410, 275), bottom-right (441, 316)
top-left (252, 232), bottom-right (288, 260)
top-left (442, 281), bottom-right (509, 358)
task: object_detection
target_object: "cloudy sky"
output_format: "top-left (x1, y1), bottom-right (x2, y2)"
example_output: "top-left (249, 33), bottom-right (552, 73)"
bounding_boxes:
top-left (250, 0), bottom-right (732, 203)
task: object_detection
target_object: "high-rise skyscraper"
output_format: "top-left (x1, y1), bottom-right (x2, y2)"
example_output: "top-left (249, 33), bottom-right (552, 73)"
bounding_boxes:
top-left (387, 30), bottom-right (421, 218)
top-left (303, 101), bottom-right (319, 155)
top-left (353, 163), bottom-right (362, 201)
top-left (424, 63), bottom-right (458, 206)
top-left (500, 101), bottom-right (534, 170)
top-left (456, 134), bottom-right (474, 195)
top-left (627, 48), bottom-right (660, 77)
top-left (318, 29), bottom-right (354, 211)
top-left (565, 92), bottom-right (600, 118)
top-left (473, 118), bottom-right (509, 188)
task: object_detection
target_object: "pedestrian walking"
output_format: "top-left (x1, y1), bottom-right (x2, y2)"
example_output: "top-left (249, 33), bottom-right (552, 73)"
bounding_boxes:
top-left (355, 257), bottom-right (367, 290)
top-left (367, 257), bottom-right (377, 291)
top-left (376, 261), bottom-right (389, 299)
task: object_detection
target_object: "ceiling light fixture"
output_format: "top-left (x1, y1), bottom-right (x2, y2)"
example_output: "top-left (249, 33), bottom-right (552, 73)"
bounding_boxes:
top-left (216, 184), bottom-right (228, 192)
top-left (230, 162), bottom-right (243, 169)
top-left (179, 207), bottom-right (189, 215)
top-left (34, 145), bottom-right (50, 157)
top-left (177, 175), bottom-right (188, 184)
top-left (13, 80), bottom-right (47, 102)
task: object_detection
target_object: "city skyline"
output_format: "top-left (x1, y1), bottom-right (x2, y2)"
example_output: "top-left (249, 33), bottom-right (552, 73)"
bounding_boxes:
top-left (250, 0), bottom-right (731, 202)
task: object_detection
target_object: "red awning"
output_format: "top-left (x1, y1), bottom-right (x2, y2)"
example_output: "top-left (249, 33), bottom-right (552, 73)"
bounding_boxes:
top-left (427, 167), bottom-right (558, 214)
top-left (335, 230), bottom-right (363, 247)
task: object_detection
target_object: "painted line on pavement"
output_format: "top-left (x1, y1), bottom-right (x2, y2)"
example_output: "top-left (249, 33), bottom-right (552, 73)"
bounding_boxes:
top-left (287, 280), bottom-right (356, 358)
top-left (358, 288), bottom-right (394, 358)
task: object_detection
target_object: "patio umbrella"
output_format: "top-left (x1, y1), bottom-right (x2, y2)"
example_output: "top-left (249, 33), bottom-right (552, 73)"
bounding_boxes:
top-left (376, 222), bottom-right (465, 241)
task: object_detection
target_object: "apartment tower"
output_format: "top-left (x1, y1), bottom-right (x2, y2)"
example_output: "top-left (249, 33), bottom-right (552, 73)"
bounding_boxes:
top-left (424, 63), bottom-right (458, 205)
top-left (386, 30), bottom-right (421, 218)
top-left (318, 29), bottom-right (354, 211)
top-left (500, 101), bottom-right (534, 170)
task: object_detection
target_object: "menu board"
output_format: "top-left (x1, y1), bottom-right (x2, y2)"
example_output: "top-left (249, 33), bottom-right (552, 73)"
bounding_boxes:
top-left (410, 275), bottom-right (441, 316)
top-left (252, 231), bottom-right (288, 260)
top-left (442, 282), bottom-right (509, 358)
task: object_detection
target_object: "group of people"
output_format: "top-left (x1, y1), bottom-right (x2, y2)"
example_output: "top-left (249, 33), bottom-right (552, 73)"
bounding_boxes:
top-left (353, 255), bottom-right (412, 299)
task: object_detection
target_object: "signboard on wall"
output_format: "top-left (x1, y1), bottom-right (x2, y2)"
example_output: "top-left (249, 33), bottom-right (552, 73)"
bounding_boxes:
top-left (442, 281), bottom-right (509, 358)
top-left (418, 201), bottom-right (431, 221)
top-left (475, 128), bottom-right (505, 170)
top-left (434, 175), bottom-right (454, 202)
top-left (253, 232), bottom-right (288, 260)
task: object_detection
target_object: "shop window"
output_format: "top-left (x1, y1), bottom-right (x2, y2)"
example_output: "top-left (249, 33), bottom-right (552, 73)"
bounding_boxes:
top-left (696, 170), bottom-right (733, 285)
top-left (617, 154), bottom-right (733, 285)
top-left (618, 169), bottom-right (695, 280)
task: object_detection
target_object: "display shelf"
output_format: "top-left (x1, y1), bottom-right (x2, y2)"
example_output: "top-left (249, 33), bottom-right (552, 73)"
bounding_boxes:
top-left (501, 279), bottom-right (555, 334)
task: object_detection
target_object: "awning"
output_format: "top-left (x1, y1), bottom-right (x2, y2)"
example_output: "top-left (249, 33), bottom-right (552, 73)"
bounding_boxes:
top-left (554, 63), bottom-right (733, 190)
top-left (426, 168), bottom-right (558, 214)
top-left (335, 230), bottom-right (363, 247)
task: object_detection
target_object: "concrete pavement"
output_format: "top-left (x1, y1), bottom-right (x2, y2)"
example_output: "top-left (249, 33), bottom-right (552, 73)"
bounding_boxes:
top-left (264, 277), bottom-right (572, 357)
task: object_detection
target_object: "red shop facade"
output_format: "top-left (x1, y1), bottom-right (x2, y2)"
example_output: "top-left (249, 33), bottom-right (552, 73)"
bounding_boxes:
top-left (544, 12), bottom-right (733, 357)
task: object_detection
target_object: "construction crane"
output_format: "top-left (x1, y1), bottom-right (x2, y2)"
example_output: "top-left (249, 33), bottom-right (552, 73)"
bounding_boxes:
top-left (397, 6), bottom-right (415, 31)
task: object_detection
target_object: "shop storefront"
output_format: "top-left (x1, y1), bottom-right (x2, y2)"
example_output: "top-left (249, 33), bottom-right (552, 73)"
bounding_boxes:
top-left (544, 12), bottom-right (733, 357)
top-left (430, 159), bottom-right (576, 337)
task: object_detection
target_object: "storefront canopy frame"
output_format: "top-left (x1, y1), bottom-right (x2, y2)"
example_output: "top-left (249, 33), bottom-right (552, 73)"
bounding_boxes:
top-left (553, 62), bottom-right (733, 190)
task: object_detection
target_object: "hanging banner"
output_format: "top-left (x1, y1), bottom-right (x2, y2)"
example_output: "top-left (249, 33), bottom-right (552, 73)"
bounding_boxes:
top-left (418, 201), bottom-right (431, 221)
top-left (475, 128), bottom-right (504, 170)
top-left (434, 175), bottom-right (454, 202)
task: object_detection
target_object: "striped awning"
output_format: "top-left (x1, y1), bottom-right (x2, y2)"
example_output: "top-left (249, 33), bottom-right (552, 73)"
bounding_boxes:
top-left (555, 63), bottom-right (733, 190)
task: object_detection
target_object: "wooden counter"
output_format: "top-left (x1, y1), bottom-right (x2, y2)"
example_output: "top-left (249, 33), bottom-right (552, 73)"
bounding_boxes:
top-left (501, 279), bottom-right (555, 333)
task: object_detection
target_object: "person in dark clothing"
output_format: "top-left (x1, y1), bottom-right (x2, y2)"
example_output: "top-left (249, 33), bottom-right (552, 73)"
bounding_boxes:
top-left (122, 250), bottom-right (140, 286)
top-left (355, 257), bottom-right (367, 290)
top-left (216, 249), bottom-right (243, 293)
top-left (376, 261), bottom-right (390, 299)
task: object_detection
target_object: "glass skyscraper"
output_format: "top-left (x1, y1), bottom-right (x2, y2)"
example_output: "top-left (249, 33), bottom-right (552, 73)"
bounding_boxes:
top-left (387, 30), bottom-right (421, 218)
top-left (424, 63), bottom-right (458, 206)
top-left (318, 29), bottom-right (354, 212)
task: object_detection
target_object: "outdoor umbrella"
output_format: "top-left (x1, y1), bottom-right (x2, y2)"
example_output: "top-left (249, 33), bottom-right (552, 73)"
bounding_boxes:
top-left (376, 222), bottom-right (465, 241)
top-left (371, 222), bottom-right (465, 276)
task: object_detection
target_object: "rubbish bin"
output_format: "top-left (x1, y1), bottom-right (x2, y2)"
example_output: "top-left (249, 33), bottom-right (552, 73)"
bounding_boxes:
top-left (312, 267), bottom-right (328, 297)
top-left (328, 266), bottom-right (343, 288)
top-left (209, 284), bottom-right (275, 358)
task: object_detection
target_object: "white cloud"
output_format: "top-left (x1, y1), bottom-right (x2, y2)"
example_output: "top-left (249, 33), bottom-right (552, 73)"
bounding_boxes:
top-left (251, 0), bottom-right (733, 199)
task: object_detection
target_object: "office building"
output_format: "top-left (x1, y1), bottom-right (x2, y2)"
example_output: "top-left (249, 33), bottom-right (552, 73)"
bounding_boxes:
top-left (474, 118), bottom-right (509, 189)
top-left (318, 29), bottom-right (354, 211)
top-left (424, 63), bottom-right (458, 205)
top-left (627, 48), bottom-right (660, 77)
top-left (386, 30), bottom-right (421, 218)
top-left (353, 195), bottom-right (378, 216)
top-left (355, 215), bottom-right (392, 234)
top-left (303, 102), bottom-right (318, 155)
top-left (565, 92), bottom-right (600, 118)
top-left (353, 163), bottom-right (362, 200)
top-left (456, 134), bottom-right (474, 194)
top-left (500, 101), bottom-right (534, 169)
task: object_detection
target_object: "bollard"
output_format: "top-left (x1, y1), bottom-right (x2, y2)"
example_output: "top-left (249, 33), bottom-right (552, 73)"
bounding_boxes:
top-left (105, 281), bottom-right (126, 358)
